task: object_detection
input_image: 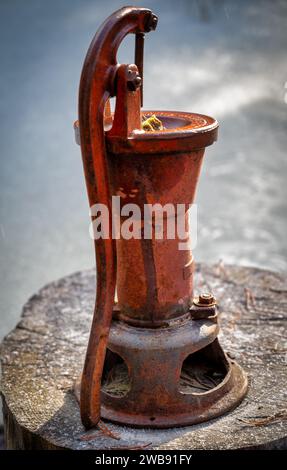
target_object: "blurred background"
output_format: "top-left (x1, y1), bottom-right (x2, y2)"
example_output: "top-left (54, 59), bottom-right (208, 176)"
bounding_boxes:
top-left (0, 0), bottom-right (286, 342)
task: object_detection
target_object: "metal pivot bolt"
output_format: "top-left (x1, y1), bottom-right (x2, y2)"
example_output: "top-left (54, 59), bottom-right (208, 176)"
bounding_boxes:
top-left (127, 65), bottom-right (142, 92)
top-left (145, 13), bottom-right (158, 31)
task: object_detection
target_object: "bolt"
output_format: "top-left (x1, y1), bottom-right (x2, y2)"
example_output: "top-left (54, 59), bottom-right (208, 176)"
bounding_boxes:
top-left (199, 293), bottom-right (214, 305)
top-left (126, 67), bottom-right (142, 92)
top-left (134, 76), bottom-right (142, 86)
top-left (193, 292), bottom-right (216, 307)
top-left (145, 13), bottom-right (158, 32)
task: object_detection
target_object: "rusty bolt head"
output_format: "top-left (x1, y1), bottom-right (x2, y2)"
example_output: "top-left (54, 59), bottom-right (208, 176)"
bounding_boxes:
top-left (193, 292), bottom-right (216, 307)
top-left (145, 13), bottom-right (158, 32)
top-left (199, 293), bottom-right (214, 304)
top-left (127, 67), bottom-right (142, 91)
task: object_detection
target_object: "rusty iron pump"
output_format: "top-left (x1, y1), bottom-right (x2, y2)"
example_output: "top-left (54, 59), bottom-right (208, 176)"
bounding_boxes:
top-left (74, 6), bottom-right (247, 429)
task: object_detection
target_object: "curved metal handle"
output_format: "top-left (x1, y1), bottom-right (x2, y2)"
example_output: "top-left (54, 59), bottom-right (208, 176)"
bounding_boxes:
top-left (78, 6), bottom-right (157, 428)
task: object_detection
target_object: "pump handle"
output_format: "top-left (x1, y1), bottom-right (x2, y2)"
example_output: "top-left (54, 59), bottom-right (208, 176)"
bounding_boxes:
top-left (78, 6), bottom-right (157, 428)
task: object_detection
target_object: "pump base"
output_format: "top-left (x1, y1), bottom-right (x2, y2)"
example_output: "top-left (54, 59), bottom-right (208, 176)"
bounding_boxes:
top-left (75, 318), bottom-right (247, 428)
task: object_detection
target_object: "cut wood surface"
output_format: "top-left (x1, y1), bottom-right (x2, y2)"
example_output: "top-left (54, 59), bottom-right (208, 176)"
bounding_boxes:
top-left (1, 263), bottom-right (286, 449)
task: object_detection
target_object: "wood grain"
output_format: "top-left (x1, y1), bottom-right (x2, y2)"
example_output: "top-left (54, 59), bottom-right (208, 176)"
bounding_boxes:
top-left (1, 263), bottom-right (286, 449)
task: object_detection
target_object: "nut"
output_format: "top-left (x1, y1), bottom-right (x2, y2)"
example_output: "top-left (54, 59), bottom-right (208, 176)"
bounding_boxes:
top-left (145, 13), bottom-right (158, 32)
top-left (126, 67), bottom-right (142, 91)
top-left (193, 292), bottom-right (216, 307)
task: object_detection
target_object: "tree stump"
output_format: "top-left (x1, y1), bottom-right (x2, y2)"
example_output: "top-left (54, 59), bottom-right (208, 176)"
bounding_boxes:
top-left (1, 263), bottom-right (286, 450)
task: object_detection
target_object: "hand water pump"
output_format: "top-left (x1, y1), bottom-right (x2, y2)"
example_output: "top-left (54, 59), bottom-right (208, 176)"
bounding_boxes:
top-left (74, 6), bottom-right (247, 429)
